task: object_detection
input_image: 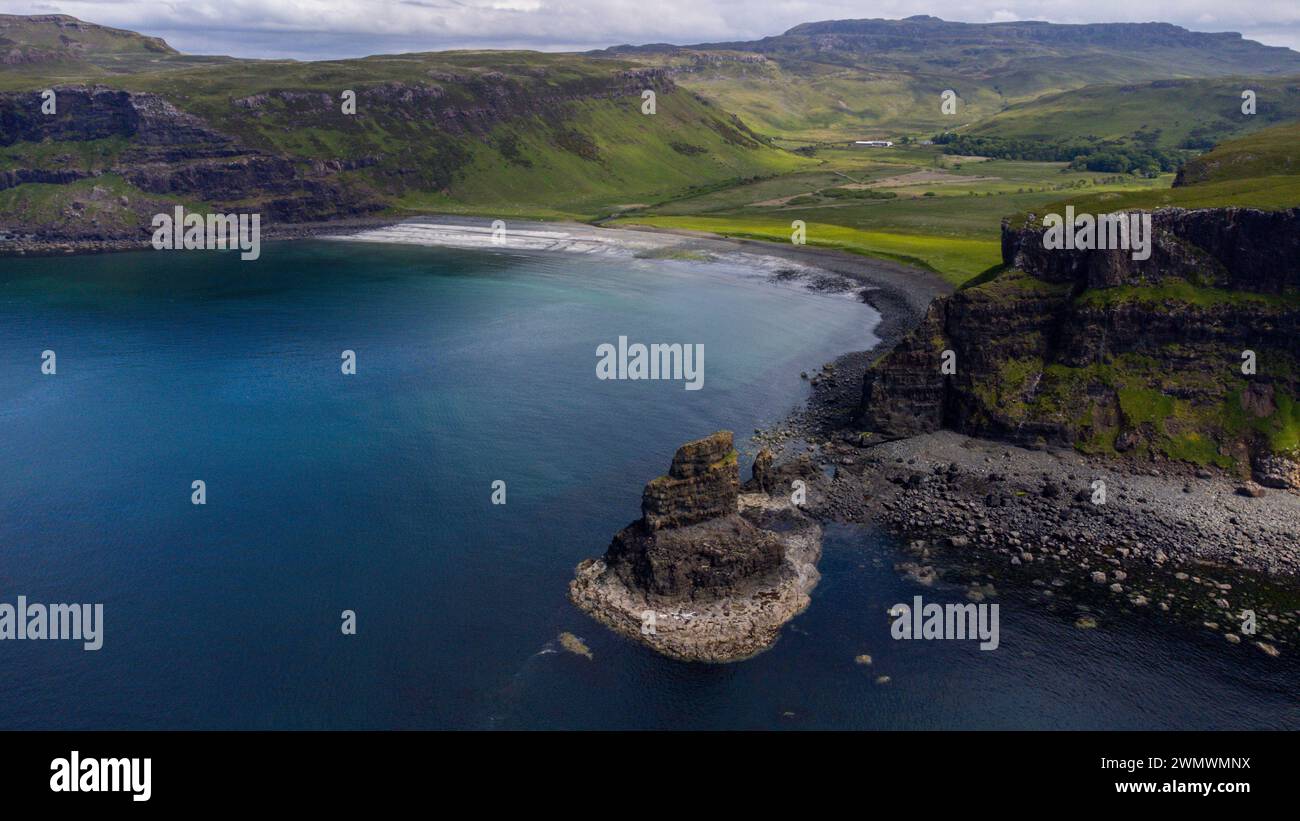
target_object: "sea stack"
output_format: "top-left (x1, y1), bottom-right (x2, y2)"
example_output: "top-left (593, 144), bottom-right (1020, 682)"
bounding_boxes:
top-left (569, 431), bottom-right (822, 662)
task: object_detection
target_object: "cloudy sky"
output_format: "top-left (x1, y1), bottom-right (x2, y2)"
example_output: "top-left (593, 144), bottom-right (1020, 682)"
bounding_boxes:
top-left (4, 0), bottom-right (1299, 59)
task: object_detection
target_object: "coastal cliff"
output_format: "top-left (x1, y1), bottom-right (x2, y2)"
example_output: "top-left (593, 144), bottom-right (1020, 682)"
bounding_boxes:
top-left (569, 431), bottom-right (822, 662)
top-left (860, 206), bottom-right (1300, 488)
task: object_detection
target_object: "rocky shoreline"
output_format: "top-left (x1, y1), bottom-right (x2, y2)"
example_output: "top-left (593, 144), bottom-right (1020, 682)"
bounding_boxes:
top-left (497, 216), bottom-right (1297, 661)
top-left (746, 211), bottom-right (1300, 657)
top-left (808, 429), bottom-right (1298, 650)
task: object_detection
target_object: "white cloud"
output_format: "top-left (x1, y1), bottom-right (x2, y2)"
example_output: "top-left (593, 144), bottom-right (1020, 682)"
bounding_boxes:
top-left (1, 0), bottom-right (1297, 58)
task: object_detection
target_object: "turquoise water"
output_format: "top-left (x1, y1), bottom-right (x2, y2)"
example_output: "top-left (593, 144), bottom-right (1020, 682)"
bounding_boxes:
top-left (0, 241), bottom-right (1294, 729)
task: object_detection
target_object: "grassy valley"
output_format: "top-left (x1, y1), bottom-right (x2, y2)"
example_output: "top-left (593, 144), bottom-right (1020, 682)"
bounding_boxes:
top-left (611, 144), bottom-right (1175, 283)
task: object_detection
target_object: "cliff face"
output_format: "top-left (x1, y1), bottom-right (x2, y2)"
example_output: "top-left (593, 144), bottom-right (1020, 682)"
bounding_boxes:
top-left (640, 430), bottom-right (740, 530)
top-left (0, 85), bottom-right (383, 238)
top-left (861, 207), bottom-right (1300, 486)
top-left (230, 70), bottom-right (681, 138)
top-left (0, 86), bottom-right (227, 148)
top-left (0, 14), bottom-right (176, 65)
top-left (1001, 207), bottom-right (1300, 293)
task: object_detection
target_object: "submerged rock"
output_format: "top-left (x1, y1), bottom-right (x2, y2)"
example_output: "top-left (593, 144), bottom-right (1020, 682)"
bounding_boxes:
top-left (558, 632), bottom-right (593, 660)
top-left (569, 431), bottom-right (822, 663)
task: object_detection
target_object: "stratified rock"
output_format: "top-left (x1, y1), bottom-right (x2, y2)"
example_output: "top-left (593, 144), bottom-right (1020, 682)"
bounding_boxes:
top-left (640, 431), bottom-right (738, 530)
top-left (606, 515), bottom-right (783, 598)
top-left (570, 431), bottom-right (823, 663)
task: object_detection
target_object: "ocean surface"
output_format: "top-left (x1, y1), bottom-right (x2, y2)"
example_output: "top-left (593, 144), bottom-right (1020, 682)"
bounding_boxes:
top-left (0, 240), bottom-right (1294, 730)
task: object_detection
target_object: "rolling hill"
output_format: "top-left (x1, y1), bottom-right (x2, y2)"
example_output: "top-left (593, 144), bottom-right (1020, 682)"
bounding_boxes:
top-left (603, 16), bottom-right (1300, 140)
top-left (962, 77), bottom-right (1300, 148)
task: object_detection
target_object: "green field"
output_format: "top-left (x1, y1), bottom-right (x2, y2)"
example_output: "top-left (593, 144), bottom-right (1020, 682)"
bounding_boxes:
top-left (609, 144), bottom-right (1177, 283)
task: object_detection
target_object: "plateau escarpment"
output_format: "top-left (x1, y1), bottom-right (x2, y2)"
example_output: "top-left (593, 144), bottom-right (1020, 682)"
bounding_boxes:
top-left (0, 22), bottom-right (798, 251)
top-left (569, 431), bottom-right (821, 662)
top-left (860, 206), bottom-right (1300, 488)
top-left (0, 13), bottom-right (176, 66)
top-left (0, 84), bottom-right (385, 243)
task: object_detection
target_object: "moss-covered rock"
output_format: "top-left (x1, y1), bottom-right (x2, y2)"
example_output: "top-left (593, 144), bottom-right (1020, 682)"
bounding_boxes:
top-left (860, 206), bottom-right (1300, 484)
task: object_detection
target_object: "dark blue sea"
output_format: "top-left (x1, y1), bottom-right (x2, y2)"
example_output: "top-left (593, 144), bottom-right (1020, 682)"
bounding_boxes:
top-left (1, 241), bottom-right (1294, 729)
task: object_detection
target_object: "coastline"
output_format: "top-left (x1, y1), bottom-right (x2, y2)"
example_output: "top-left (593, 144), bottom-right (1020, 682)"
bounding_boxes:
top-left (327, 216), bottom-right (952, 401)
top-left (13, 214), bottom-right (1293, 656)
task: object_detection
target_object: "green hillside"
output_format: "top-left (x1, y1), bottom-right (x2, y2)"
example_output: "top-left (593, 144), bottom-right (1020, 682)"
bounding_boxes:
top-left (963, 77), bottom-right (1300, 148)
top-left (0, 13), bottom-right (176, 58)
top-left (1176, 122), bottom-right (1300, 184)
top-left (1040, 122), bottom-right (1300, 213)
top-left (0, 27), bottom-right (812, 231)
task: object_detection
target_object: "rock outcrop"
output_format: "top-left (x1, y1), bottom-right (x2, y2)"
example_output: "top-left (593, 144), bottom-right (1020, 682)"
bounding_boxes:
top-left (569, 431), bottom-right (822, 662)
top-left (0, 85), bottom-right (386, 240)
top-left (860, 207), bottom-right (1300, 488)
top-left (639, 430), bottom-right (739, 531)
top-left (0, 86), bottom-right (229, 149)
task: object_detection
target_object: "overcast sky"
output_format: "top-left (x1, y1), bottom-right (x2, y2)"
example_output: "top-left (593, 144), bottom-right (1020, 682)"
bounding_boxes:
top-left (4, 0), bottom-right (1299, 60)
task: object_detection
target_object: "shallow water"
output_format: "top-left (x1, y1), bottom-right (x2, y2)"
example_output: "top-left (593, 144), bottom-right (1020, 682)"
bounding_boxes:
top-left (0, 241), bottom-right (1293, 729)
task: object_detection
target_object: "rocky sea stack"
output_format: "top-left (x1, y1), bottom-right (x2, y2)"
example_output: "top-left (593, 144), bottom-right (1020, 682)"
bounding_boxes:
top-left (569, 431), bottom-right (822, 662)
